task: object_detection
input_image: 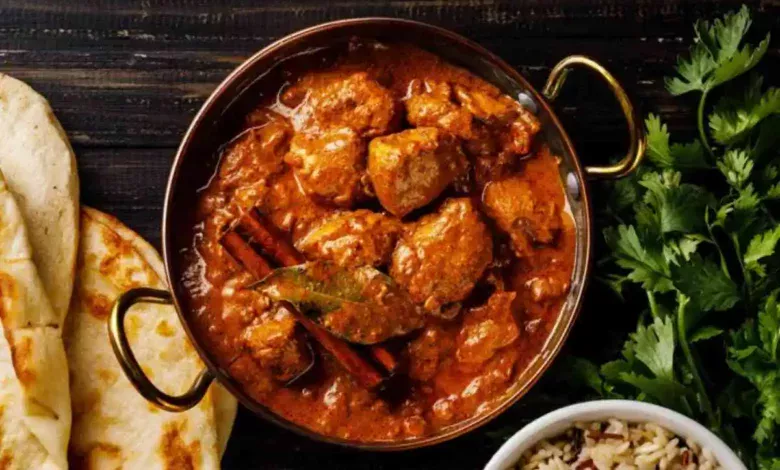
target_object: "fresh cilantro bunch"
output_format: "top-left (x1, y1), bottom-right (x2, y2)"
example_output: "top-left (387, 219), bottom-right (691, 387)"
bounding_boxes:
top-left (574, 6), bottom-right (779, 468)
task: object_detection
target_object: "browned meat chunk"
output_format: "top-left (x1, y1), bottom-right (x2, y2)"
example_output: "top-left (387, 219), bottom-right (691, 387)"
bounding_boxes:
top-left (482, 175), bottom-right (561, 257)
top-left (456, 291), bottom-right (519, 365)
top-left (391, 198), bottom-right (493, 312)
top-left (215, 114), bottom-right (291, 209)
top-left (405, 80), bottom-right (473, 139)
top-left (368, 127), bottom-right (467, 217)
top-left (284, 127), bottom-right (368, 207)
top-left (408, 324), bottom-right (453, 382)
top-left (284, 71), bottom-right (398, 137)
top-left (454, 85), bottom-right (540, 156)
top-left (241, 306), bottom-right (312, 383)
top-left (295, 209), bottom-right (402, 268)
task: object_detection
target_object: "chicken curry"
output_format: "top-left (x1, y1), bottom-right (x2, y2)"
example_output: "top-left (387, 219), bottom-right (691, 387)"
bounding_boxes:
top-left (181, 40), bottom-right (575, 441)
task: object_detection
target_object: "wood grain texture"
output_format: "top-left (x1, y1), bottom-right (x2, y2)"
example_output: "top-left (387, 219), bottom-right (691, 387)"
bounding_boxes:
top-left (1, 1), bottom-right (778, 468)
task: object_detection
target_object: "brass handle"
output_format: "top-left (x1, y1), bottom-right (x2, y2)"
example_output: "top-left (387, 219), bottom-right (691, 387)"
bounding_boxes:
top-left (109, 287), bottom-right (213, 412)
top-left (542, 55), bottom-right (646, 179)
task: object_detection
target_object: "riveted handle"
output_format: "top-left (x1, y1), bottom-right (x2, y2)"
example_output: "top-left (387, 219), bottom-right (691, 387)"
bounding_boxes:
top-left (109, 287), bottom-right (213, 412)
top-left (543, 55), bottom-right (646, 179)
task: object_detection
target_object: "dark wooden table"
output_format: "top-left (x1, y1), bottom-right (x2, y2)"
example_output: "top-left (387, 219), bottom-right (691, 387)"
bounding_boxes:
top-left (2, 1), bottom-right (778, 468)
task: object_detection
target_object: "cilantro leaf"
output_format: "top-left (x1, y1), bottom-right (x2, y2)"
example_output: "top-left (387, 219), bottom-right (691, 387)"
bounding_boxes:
top-left (632, 316), bottom-right (676, 380)
top-left (709, 76), bottom-right (780, 146)
top-left (694, 5), bottom-right (752, 61)
top-left (758, 292), bottom-right (780, 360)
top-left (666, 43), bottom-right (716, 95)
top-left (728, 293), bottom-right (780, 445)
top-left (664, 235), bottom-right (704, 266)
top-left (717, 149), bottom-right (754, 189)
top-left (690, 325), bottom-right (724, 343)
top-left (605, 225), bottom-right (674, 292)
top-left (639, 171), bottom-right (715, 234)
top-left (666, 5), bottom-right (769, 95)
top-left (672, 254), bottom-right (740, 312)
top-left (645, 114), bottom-right (710, 169)
top-left (745, 226), bottom-right (780, 277)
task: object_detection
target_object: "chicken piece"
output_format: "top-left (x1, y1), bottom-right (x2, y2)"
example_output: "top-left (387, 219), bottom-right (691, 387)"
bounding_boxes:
top-left (217, 114), bottom-right (291, 209)
top-left (240, 306), bottom-right (312, 383)
top-left (258, 171), bottom-right (330, 242)
top-left (368, 127), bottom-right (467, 217)
top-left (454, 85), bottom-right (519, 124)
top-left (408, 324), bottom-right (454, 382)
top-left (482, 175), bottom-right (561, 257)
top-left (454, 85), bottom-right (540, 156)
top-left (456, 291), bottom-right (519, 365)
top-left (295, 209), bottom-right (402, 268)
top-left (405, 80), bottom-right (473, 139)
top-left (391, 198), bottom-right (493, 312)
top-left (284, 127), bottom-right (368, 207)
top-left (284, 71), bottom-right (398, 137)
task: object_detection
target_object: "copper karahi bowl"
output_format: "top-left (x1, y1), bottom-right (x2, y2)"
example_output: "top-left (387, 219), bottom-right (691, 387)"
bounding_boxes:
top-left (108, 18), bottom-right (644, 450)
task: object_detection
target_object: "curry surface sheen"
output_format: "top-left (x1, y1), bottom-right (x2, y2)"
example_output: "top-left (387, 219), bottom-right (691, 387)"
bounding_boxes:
top-left (181, 40), bottom-right (575, 442)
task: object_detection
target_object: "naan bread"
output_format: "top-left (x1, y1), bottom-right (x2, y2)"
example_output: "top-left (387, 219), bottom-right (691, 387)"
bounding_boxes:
top-left (0, 73), bottom-right (80, 322)
top-left (66, 208), bottom-right (237, 469)
top-left (0, 170), bottom-right (71, 469)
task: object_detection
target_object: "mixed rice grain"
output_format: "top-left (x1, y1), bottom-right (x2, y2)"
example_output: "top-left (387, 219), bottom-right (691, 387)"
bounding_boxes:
top-left (515, 420), bottom-right (721, 470)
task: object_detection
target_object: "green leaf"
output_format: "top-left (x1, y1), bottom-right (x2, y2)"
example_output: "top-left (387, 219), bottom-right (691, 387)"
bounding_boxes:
top-left (758, 292), bottom-right (780, 360)
top-left (666, 43), bottom-right (716, 95)
top-left (766, 182), bottom-right (780, 201)
top-left (645, 115), bottom-right (710, 169)
top-left (632, 316), bottom-right (676, 380)
top-left (666, 6), bottom-right (769, 94)
top-left (717, 149), bottom-right (754, 189)
top-left (639, 171), bottom-right (715, 234)
top-left (694, 5), bottom-right (752, 62)
top-left (690, 325), bottom-right (724, 343)
top-left (673, 254), bottom-right (740, 312)
top-left (256, 262), bottom-right (423, 344)
top-left (714, 185), bottom-right (762, 237)
top-left (708, 34), bottom-right (770, 88)
top-left (618, 373), bottom-right (691, 412)
top-left (605, 225), bottom-right (674, 292)
top-left (745, 226), bottom-right (780, 278)
top-left (709, 77), bottom-right (780, 145)
top-left (664, 235), bottom-right (703, 266)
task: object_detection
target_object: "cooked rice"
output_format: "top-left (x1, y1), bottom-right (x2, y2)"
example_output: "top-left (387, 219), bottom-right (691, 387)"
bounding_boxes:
top-left (515, 419), bottom-right (721, 470)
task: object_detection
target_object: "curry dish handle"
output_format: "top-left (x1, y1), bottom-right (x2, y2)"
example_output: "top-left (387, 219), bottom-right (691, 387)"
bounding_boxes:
top-left (109, 287), bottom-right (214, 412)
top-left (542, 55), bottom-right (646, 179)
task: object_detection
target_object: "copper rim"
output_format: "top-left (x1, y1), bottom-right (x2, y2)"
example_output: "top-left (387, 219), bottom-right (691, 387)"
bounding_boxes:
top-left (161, 17), bottom-right (595, 450)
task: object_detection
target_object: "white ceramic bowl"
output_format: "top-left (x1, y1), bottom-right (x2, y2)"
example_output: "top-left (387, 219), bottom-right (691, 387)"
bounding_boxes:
top-left (484, 400), bottom-right (745, 470)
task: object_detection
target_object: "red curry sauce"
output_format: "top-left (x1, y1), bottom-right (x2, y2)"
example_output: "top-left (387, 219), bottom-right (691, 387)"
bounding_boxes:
top-left (181, 40), bottom-right (575, 441)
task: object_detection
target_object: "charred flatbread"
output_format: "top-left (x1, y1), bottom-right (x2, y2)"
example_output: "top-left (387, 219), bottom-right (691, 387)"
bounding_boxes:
top-left (66, 208), bottom-right (237, 469)
top-left (0, 170), bottom-right (71, 469)
top-left (0, 73), bottom-right (80, 323)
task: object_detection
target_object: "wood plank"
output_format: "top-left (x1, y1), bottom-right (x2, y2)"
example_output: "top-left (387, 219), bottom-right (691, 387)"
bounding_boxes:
top-left (77, 147), bottom-right (171, 247)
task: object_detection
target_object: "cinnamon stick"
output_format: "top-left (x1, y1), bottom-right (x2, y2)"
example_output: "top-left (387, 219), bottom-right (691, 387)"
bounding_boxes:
top-left (221, 230), bottom-right (273, 279)
top-left (238, 209), bottom-right (305, 266)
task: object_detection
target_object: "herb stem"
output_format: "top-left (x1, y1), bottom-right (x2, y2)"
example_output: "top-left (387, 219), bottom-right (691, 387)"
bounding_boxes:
top-left (697, 90), bottom-right (715, 159)
top-left (676, 296), bottom-right (718, 430)
top-left (646, 291), bottom-right (661, 318)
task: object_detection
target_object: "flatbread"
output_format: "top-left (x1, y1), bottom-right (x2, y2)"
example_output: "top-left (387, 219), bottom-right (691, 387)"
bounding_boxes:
top-left (0, 170), bottom-right (71, 469)
top-left (0, 73), bottom-right (80, 323)
top-left (66, 207), bottom-right (237, 469)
